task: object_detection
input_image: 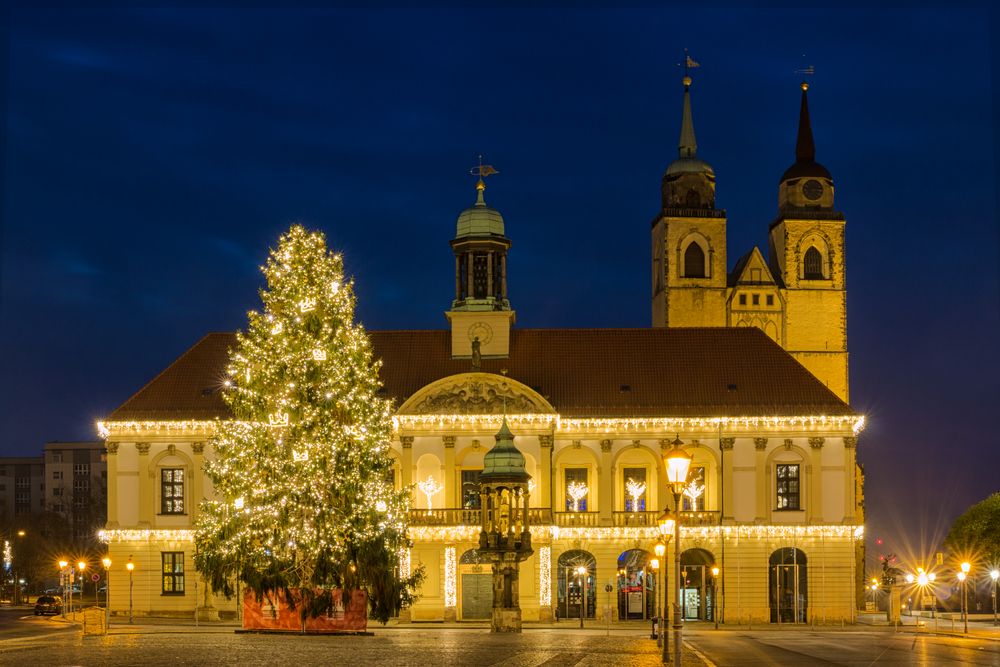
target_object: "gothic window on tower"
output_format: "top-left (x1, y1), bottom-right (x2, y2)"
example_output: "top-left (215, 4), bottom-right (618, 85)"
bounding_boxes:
top-left (683, 242), bottom-right (706, 278)
top-left (803, 246), bottom-right (824, 280)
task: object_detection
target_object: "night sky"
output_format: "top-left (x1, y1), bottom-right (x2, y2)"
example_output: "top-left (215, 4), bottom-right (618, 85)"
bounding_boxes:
top-left (1, 7), bottom-right (996, 571)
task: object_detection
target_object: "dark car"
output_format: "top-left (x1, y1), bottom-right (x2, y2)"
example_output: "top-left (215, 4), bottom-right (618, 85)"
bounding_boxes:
top-left (34, 595), bottom-right (62, 615)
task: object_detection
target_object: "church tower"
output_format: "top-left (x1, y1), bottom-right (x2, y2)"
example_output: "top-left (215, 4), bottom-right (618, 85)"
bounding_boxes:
top-left (446, 167), bottom-right (515, 359)
top-left (768, 82), bottom-right (849, 401)
top-left (652, 69), bottom-right (728, 328)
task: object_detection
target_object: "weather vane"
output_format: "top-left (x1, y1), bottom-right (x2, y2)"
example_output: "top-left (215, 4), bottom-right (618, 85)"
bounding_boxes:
top-left (677, 48), bottom-right (701, 76)
top-left (470, 155), bottom-right (499, 183)
top-left (794, 57), bottom-right (815, 89)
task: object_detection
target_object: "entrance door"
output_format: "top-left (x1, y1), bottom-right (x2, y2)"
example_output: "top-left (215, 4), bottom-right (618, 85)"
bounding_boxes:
top-left (773, 564), bottom-right (801, 623)
top-left (461, 573), bottom-right (492, 620)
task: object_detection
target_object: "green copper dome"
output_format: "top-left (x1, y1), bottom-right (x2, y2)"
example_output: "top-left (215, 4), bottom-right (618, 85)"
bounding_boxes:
top-left (455, 181), bottom-right (506, 239)
top-left (480, 417), bottom-right (530, 482)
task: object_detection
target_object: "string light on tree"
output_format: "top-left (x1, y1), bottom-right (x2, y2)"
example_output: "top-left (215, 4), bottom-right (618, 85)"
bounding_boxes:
top-left (191, 224), bottom-right (424, 629)
top-left (625, 478), bottom-right (646, 512)
top-left (683, 481), bottom-right (705, 511)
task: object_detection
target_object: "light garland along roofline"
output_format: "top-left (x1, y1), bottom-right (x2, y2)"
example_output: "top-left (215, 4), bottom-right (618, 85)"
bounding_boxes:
top-left (101, 524), bottom-right (863, 545)
top-left (99, 413), bottom-right (864, 440)
top-left (393, 413), bottom-right (865, 436)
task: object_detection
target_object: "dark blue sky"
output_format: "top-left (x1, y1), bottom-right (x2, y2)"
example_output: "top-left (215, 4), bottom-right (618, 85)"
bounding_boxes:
top-left (1, 7), bottom-right (997, 567)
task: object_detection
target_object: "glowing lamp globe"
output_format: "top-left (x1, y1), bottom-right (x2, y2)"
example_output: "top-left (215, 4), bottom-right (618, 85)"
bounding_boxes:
top-left (991, 569), bottom-right (999, 582)
top-left (58, 560), bottom-right (68, 570)
top-left (960, 561), bottom-right (971, 574)
top-left (650, 558), bottom-right (660, 570)
top-left (654, 543), bottom-right (666, 558)
top-left (905, 574), bottom-right (914, 584)
top-left (957, 571), bottom-right (966, 582)
top-left (126, 561), bottom-right (134, 572)
top-left (657, 511), bottom-right (676, 537)
top-left (711, 566), bottom-right (720, 577)
top-left (663, 437), bottom-right (692, 486)
top-left (928, 573), bottom-right (936, 583)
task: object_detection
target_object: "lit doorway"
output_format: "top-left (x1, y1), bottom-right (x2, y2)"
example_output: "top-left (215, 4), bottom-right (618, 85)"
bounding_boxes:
top-left (617, 549), bottom-right (655, 620)
top-left (680, 548), bottom-right (717, 621)
top-left (556, 550), bottom-right (596, 620)
top-left (769, 548), bottom-right (807, 623)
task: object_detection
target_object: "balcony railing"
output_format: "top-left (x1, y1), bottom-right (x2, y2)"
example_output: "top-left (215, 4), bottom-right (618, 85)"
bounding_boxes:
top-left (613, 511), bottom-right (659, 527)
top-left (553, 512), bottom-right (600, 527)
top-left (678, 510), bottom-right (720, 526)
top-left (407, 507), bottom-right (553, 527)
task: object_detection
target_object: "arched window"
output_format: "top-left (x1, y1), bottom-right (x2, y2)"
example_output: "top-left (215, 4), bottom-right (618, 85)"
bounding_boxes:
top-left (803, 247), bottom-right (824, 280)
top-left (683, 243), bottom-right (706, 278)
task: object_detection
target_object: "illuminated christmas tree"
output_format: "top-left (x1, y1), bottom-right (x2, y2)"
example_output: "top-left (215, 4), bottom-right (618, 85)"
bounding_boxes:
top-left (194, 225), bottom-right (421, 626)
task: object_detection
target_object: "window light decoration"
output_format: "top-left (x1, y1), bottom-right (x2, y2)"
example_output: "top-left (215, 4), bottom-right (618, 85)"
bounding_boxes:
top-left (566, 481), bottom-right (588, 512)
top-left (444, 547), bottom-right (457, 607)
top-left (625, 478), bottom-right (646, 511)
top-left (418, 475), bottom-right (444, 510)
top-left (539, 546), bottom-right (552, 606)
top-left (683, 481), bottom-right (704, 510)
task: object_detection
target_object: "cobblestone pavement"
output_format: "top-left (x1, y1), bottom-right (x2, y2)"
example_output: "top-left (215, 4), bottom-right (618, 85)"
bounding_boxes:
top-left (0, 626), bottom-right (706, 667)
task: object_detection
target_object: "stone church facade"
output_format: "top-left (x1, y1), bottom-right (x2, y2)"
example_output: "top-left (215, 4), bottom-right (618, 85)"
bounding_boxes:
top-left (99, 74), bottom-right (865, 625)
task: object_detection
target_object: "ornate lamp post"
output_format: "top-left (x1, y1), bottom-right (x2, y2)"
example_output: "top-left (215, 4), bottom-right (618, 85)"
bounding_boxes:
top-left (654, 543), bottom-right (666, 647)
top-left (575, 565), bottom-right (587, 628)
top-left (990, 569), bottom-right (999, 626)
top-left (662, 438), bottom-right (692, 667)
top-left (959, 562), bottom-right (971, 634)
top-left (102, 557), bottom-right (112, 628)
top-left (657, 511), bottom-right (675, 662)
top-left (77, 561), bottom-right (87, 607)
top-left (711, 566), bottom-right (720, 630)
top-left (126, 557), bottom-right (134, 624)
top-left (478, 417), bottom-right (533, 633)
top-left (58, 559), bottom-right (69, 618)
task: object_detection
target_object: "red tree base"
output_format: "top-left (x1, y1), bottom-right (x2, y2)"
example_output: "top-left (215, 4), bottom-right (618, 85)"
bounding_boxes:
top-left (242, 589), bottom-right (368, 633)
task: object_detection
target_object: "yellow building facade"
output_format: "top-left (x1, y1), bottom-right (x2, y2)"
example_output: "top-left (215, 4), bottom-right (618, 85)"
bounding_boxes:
top-left (99, 76), bottom-right (864, 625)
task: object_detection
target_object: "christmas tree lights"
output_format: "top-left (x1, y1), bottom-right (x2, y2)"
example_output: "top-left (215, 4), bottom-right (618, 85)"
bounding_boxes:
top-left (192, 225), bottom-right (422, 626)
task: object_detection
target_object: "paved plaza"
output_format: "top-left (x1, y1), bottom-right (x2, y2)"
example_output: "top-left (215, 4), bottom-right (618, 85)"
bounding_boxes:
top-left (2, 611), bottom-right (999, 666)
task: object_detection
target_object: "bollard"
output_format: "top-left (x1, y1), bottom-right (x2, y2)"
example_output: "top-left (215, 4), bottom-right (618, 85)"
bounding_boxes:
top-left (651, 616), bottom-right (658, 640)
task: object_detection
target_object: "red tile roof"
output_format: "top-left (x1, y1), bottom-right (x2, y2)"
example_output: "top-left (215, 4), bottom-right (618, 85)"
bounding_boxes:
top-left (106, 327), bottom-right (853, 421)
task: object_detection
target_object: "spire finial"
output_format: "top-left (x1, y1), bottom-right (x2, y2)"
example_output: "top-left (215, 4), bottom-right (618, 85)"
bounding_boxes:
top-left (676, 50), bottom-right (700, 159)
top-left (470, 155), bottom-right (498, 205)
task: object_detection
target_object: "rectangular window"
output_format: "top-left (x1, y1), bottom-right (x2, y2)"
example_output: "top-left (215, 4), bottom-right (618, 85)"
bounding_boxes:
top-left (53, 488), bottom-right (62, 496)
top-left (53, 470), bottom-right (62, 480)
top-left (766, 294), bottom-right (774, 306)
top-left (161, 469), bottom-right (185, 514)
top-left (15, 477), bottom-right (30, 489)
top-left (564, 468), bottom-right (588, 512)
top-left (776, 464), bottom-right (801, 510)
top-left (73, 495), bottom-right (86, 510)
top-left (622, 467), bottom-right (647, 511)
top-left (162, 552), bottom-right (185, 594)
top-left (461, 469), bottom-right (482, 509)
top-left (73, 479), bottom-right (90, 493)
top-left (681, 466), bottom-right (706, 511)
top-left (738, 294), bottom-right (747, 306)
top-left (752, 294), bottom-right (760, 306)
top-left (73, 463), bottom-right (89, 476)
top-left (15, 492), bottom-right (30, 505)
top-left (51, 453), bottom-right (62, 463)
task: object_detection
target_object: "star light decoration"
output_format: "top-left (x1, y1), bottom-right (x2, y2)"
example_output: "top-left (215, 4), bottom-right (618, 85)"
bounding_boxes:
top-left (417, 475), bottom-right (444, 510)
top-left (567, 481), bottom-right (588, 512)
top-left (625, 478), bottom-right (646, 512)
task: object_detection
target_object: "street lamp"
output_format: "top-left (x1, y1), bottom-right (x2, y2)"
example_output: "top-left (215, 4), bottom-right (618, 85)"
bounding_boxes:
top-left (126, 557), bottom-right (135, 624)
top-left (575, 565), bottom-right (588, 629)
top-left (663, 437), bottom-right (692, 667)
top-left (990, 569), bottom-right (998, 627)
top-left (649, 558), bottom-right (660, 640)
top-left (959, 561), bottom-right (971, 634)
top-left (657, 512), bottom-right (675, 662)
top-left (77, 561), bottom-right (87, 611)
top-left (102, 557), bottom-right (112, 628)
top-left (711, 566), bottom-right (720, 630)
top-left (654, 542), bottom-right (666, 647)
top-left (870, 578), bottom-right (879, 611)
top-left (58, 559), bottom-right (69, 617)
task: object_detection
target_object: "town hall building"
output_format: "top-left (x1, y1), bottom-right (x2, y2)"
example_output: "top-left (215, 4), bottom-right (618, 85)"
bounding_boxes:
top-left (98, 73), bottom-right (865, 625)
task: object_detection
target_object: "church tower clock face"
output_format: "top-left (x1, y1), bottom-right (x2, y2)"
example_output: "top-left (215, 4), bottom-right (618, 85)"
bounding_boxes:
top-left (468, 322), bottom-right (494, 345)
top-left (802, 179), bottom-right (824, 201)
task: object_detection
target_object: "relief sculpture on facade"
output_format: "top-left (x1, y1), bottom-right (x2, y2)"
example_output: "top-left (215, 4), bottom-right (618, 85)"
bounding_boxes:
top-left (409, 376), bottom-right (545, 414)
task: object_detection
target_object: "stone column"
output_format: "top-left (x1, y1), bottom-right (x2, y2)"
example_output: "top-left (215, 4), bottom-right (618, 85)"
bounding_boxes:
top-left (599, 439), bottom-right (613, 525)
top-left (500, 255), bottom-right (507, 299)
top-left (105, 442), bottom-right (120, 528)
top-left (443, 436), bottom-right (456, 508)
top-left (753, 438), bottom-right (768, 523)
top-left (196, 574), bottom-right (220, 621)
top-left (486, 253), bottom-right (493, 297)
top-left (191, 442), bottom-right (205, 521)
top-left (808, 438), bottom-right (824, 523)
top-left (719, 438), bottom-right (734, 522)
top-left (843, 437), bottom-right (858, 522)
top-left (136, 442), bottom-right (152, 527)
top-left (400, 436), bottom-right (414, 488)
top-left (538, 434), bottom-right (553, 512)
top-left (466, 254), bottom-right (474, 298)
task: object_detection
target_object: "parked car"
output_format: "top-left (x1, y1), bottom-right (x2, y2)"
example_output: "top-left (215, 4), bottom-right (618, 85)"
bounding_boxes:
top-left (43, 587), bottom-right (61, 595)
top-left (34, 595), bottom-right (62, 615)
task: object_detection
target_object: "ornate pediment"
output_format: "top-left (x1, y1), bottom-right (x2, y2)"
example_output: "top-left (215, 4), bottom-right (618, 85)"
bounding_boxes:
top-left (399, 373), bottom-right (555, 415)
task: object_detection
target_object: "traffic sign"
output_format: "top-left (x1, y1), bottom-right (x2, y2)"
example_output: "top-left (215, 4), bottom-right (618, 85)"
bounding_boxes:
top-left (91, 573), bottom-right (101, 582)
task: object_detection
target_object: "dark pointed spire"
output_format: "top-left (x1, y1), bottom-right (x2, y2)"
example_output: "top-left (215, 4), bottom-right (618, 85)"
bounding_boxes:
top-left (795, 82), bottom-right (816, 162)
top-left (678, 75), bottom-right (697, 159)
